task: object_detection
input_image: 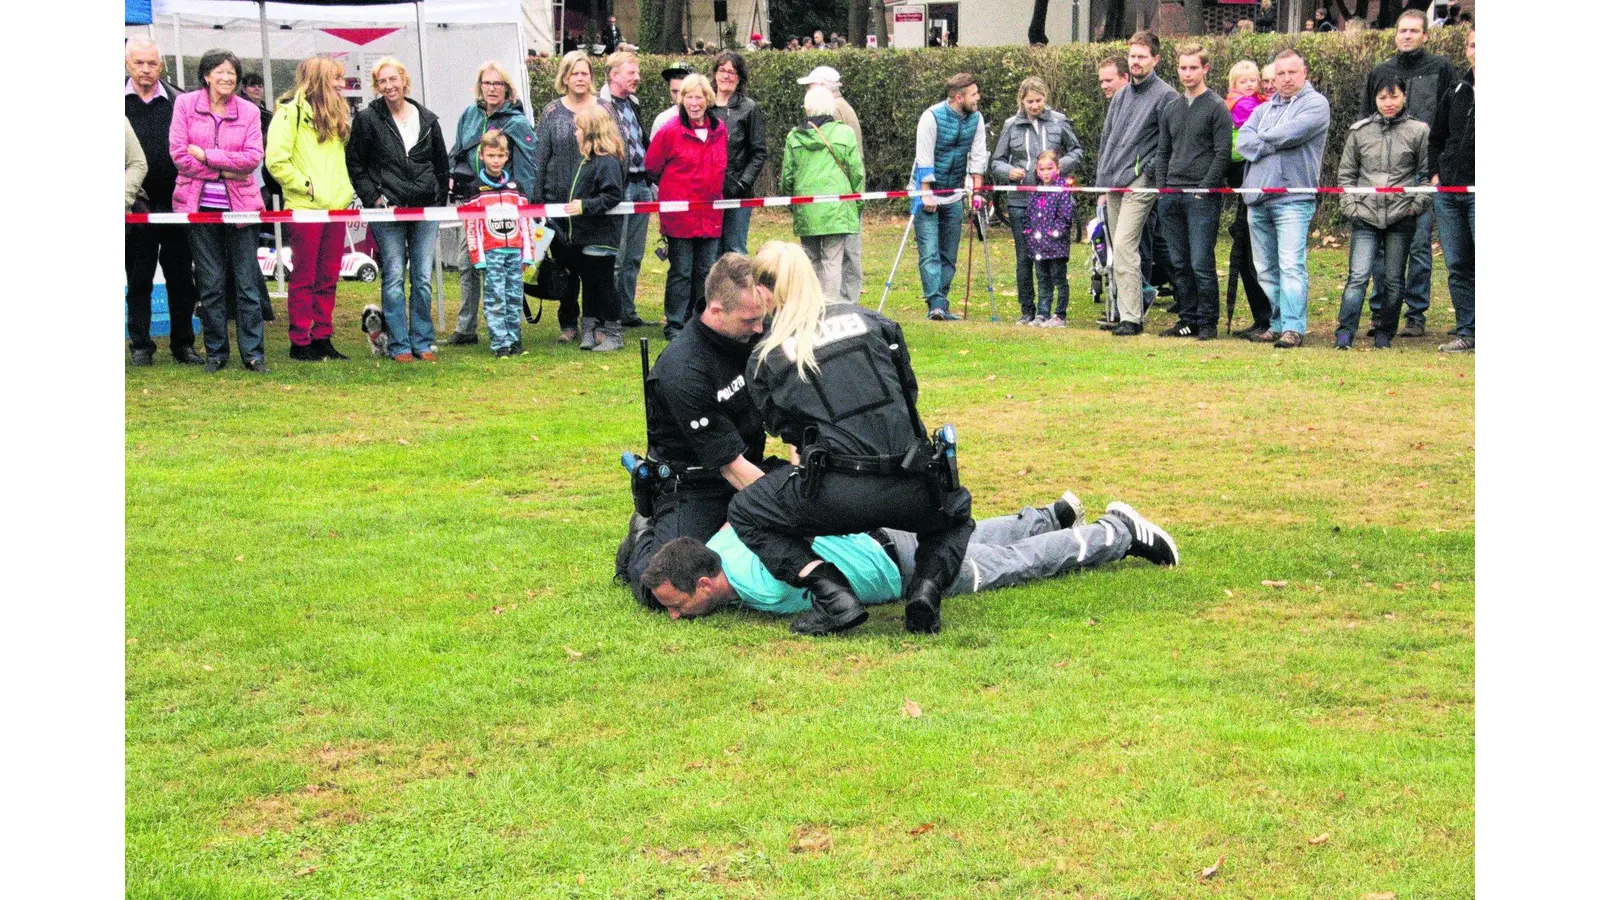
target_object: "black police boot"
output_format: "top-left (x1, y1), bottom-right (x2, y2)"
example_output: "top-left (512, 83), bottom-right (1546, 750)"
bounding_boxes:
top-left (790, 562), bottom-right (868, 636)
top-left (903, 579), bottom-right (943, 634)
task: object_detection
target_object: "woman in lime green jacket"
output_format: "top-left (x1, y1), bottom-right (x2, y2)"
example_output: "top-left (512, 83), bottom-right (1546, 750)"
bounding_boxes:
top-left (778, 85), bottom-right (864, 304)
top-left (266, 56), bottom-right (355, 361)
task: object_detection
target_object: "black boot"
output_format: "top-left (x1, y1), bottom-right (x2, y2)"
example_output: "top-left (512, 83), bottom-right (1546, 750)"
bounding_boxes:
top-left (313, 338), bottom-right (349, 360)
top-left (790, 562), bottom-right (868, 635)
top-left (903, 579), bottom-right (943, 634)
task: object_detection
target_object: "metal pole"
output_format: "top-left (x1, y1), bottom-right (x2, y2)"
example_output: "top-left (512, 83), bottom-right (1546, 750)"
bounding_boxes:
top-left (258, 1), bottom-right (273, 106)
top-left (171, 13), bottom-right (184, 89)
top-left (877, 213), bottom-right (917, 313)
top-left (414, 1), bottom-right (429, 107)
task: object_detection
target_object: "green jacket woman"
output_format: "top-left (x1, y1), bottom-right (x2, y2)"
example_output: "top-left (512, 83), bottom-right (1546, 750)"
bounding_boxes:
top-left (778, 115), bottom-right (863, 238)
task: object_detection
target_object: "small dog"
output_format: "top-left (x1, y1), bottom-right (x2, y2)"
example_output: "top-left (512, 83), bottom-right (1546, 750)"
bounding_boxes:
top-left (360, 304), bottom-right (389, 357)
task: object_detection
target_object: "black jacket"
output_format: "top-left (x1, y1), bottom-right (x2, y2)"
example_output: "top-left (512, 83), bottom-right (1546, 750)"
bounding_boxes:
top-left (1364, 48), bottom-right (1456, 128)
top-left (647, 317), bottom-right (765, 472)
top-left (1428, 68), bottom-right (1474, 187)
top-left (1150, 89), bottom-right (1233, 189)
top-left (346, 98), bottom-right (449, 207)
top-left (124, 80), bottom-right (181, 210)
top-left (558, 154), bottom-right (625, 250)
top-left (711, 93), bottom-right (768, 199)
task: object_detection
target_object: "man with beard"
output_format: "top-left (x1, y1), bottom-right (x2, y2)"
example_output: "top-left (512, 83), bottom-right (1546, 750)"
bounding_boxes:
top-left (910, 73), bottom-right (989, 320)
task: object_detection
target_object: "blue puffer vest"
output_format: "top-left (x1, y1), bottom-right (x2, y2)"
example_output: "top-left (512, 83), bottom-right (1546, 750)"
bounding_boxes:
top-left (931, 103), bottom-right (978, 190)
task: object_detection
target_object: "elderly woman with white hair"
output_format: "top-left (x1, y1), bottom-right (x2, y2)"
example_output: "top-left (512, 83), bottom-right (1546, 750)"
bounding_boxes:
top-left (776, 84), bottom-right (864, 302)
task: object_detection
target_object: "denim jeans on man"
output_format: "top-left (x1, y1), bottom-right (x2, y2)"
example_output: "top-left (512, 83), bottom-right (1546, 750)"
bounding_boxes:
top-left (372, 220), bottom-right (439, 358)
top-left (1008, 214), bottom-right (1038, 318)
top-left (914, 202), bottom-right (964, 313)
top-left (664, 236), bottom-right (719, 339)
top-left (189, 223), bottom-right (267, 363)
top-left (614, 181), bottom-right (655, 323)
top-left (1157, 194), bottom-right (1223, 329)
top-left (719, 207), bottom-right (753, 256)
top-left (1433, 193), bottom-right (1474, 339)
top-left (1247, 199), bottom-right (1315, 336)
top-left (1337, 217), bottom-right (1417, 338)
top-left (1368, 190), bottom-right (1435, 328)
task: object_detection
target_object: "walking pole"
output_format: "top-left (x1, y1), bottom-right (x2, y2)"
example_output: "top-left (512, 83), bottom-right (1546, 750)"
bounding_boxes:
top-left (976, 198), bottom-right (999, 323)
top-left (877, 212), bottom-right (917, 314)
top-left (1225, 263), bottom-right (1239, 335)
top-left (960, 217), bottom-right (975, 321)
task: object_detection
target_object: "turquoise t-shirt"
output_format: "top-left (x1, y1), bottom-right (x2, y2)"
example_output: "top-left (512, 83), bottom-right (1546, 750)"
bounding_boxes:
top-left (706, 525), bottom-right (904, 614)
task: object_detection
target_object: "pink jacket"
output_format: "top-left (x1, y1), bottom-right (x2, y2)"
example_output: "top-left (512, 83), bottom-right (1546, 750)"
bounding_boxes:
top-left (1225, 91), bottom-right (1267, 130)
top-left (168, 90), bottom-right (264, 213)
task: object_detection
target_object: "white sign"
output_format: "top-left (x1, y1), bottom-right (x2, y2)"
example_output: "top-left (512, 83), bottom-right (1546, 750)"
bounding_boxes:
top-left (892, 5), bottom-right (926, 50)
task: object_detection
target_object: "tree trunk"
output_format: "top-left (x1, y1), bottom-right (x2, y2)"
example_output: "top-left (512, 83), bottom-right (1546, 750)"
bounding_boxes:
top-left (872, 0), bottom-right (888, 48)
top-left (849, 0), bottom-right (871, 46)
top-left (661, 0), bottom-right (686, 53)
top-left (1028, 0), bottom-right (1050, 45)
top-left (1184, 0), bottom-right (1206, 35)
top-left (1100, 0), bottom-right (1127, 39)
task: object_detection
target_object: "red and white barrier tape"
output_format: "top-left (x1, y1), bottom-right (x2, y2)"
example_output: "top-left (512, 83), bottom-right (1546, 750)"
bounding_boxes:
top-left (125, 184), bottom-right (1473, 226)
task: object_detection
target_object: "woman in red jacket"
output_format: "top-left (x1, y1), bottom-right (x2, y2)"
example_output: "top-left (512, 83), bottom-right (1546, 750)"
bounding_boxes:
top-left (643, 73), bottom-right (727, 342)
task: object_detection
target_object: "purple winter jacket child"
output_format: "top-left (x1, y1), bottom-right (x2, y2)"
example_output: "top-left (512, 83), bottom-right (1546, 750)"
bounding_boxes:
top-left (1024, 175), bottom-right (1073, 260)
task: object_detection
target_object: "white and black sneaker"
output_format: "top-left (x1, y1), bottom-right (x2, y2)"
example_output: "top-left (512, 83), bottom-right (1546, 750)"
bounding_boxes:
top-left (1051, 490), bottom-right (1086, 530)
top-left (1104, 501), bottom-right (1179, 566)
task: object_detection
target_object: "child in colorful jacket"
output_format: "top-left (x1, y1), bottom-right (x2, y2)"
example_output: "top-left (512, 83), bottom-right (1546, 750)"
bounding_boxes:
top-left (460, 130), bottom-right (537, 357)
top-left (1023, 150), bottom-right (1073, 327)
top-left (1225, 61), bottom-right (1268, 163)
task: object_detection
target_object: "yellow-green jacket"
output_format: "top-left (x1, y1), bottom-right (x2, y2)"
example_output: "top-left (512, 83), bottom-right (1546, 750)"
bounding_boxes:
top-left (265, 93), bottom-right (354, 210)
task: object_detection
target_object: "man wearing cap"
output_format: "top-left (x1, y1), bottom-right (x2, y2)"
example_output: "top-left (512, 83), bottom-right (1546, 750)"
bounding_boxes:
top-left (652, 62), bottom-right (693, 138)
top-left (798, 65), bottom-right (866, 303)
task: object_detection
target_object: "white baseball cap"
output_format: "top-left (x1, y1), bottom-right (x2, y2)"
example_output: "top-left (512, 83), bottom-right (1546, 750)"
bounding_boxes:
top-left (797, 66), bottom-right (842, 87)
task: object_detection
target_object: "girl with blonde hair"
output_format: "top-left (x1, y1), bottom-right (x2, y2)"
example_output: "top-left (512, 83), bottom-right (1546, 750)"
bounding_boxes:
top-left (551, 104), bottom-right (627, 352)
top-left (730, 240), bottom-right (976, 637)
top-left (266, 55), bottom-right (355, 360)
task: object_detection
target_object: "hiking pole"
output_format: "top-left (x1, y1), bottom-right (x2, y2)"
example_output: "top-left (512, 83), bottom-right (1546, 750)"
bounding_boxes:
top-left (960, 216), bottom-right (975, 320)
top-left (877, 213), bottom-right (917, 314)
top-left (974, 195), bottom-right (999, 323)
top-left (1225, 263), bottom-right (1239, 334)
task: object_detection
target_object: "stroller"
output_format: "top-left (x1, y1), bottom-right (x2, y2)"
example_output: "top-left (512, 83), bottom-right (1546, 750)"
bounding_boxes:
top-left (1088, 204), bottom-right (1155, 327)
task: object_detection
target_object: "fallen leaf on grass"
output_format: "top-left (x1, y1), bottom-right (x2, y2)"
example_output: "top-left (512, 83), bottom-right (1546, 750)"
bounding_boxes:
top-left (1261, 580), bottom-right (1288, 588)
top-left (1361, 894), bottom-right (1396, 900)
top-left (1052, 660), bottom-right (1069, 669)
top-left (790, 826), bottom-right (832, 854)
top-left (202, 664), bottom-right (214, 671)
top-left (1431, 581), bottom-right (1442, 592)
top-left (957, 349), bottom-right (970, 355)
top-left (234, 555), bottom-right (246, 562)
top-left (564, 646), bottom-right (584, 661)
top-left (491, 606), bottom-right (504, 615)
top-left (1224, 589), bottom-right (1234, 598)
top-left (908, 823), bottom-right (934, 836)
top-left (1086, 618), bottom-right (1098, 627)
top-left (295, 866), bottom-right (318, 877)
top-left (1309, 832), bottom-right (1330, 845)
top-left (1200, 856), bottom-right (1224, 880)
top-left (901, 699), bottom-right (922, 718)
top-left (397, 438), bottom-right (410, 446)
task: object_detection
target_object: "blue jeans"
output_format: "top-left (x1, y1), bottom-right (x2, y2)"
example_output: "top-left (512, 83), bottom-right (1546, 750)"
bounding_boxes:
top-left (482, 249), bottom-right (524, 351)
top-left (615, 181), bottom-right (654, 321)
top-left (1007, 212), bottom-right (1036, 317)
top-left (914, 203), bottom-right (964, 312)
top-left (719, 206), bottom-right (752, 256)
top-left (372, 220), bottom-right (439, 357)
top-left (1434, 193), bottom-right (1474, 339)
top-left (1369, 196), bottom-right (1435, 326)
top-left (1247, 199), bottom-right (1315, 336)
top-left (664, 236), bottom-right (718, 338)
top-left (1157, 194), bottom-right (1223, 328)
top-left (189, 223), bottom-right (266, 362)
top-left (1338, 218), bottom-right (1417, 337)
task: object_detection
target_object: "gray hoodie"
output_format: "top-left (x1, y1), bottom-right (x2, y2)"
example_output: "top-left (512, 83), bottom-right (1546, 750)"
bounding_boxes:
top-left (1094, 74), bottom-right (1177, 188)
top-left (1236, 83), bottom-right (1331, 207)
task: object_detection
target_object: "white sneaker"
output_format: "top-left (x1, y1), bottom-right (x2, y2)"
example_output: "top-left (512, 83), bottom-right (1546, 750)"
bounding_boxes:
top-left (1042, 315), bottom-right (1066, 328)
top-left (1052, 491), bottom-right (1086, 529)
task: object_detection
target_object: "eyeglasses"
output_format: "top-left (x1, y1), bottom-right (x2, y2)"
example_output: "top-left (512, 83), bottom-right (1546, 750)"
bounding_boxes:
top-left (481, 80), bottom-right (507, 89)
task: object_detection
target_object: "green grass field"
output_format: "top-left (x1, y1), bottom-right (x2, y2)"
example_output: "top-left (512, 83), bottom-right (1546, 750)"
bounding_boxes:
top-left (127, 210), bottom-right (1474, 897)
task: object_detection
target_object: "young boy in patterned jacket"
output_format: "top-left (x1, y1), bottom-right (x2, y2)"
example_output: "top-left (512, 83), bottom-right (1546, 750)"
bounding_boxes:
top-left (461, 130), bottom-right (537, 357)
top-left (1023, 150), bottom-right (1073, 328)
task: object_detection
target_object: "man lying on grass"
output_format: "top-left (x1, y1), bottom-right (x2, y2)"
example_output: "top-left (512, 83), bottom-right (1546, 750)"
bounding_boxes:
top-left (630, 491), bottom-right (1179, 623)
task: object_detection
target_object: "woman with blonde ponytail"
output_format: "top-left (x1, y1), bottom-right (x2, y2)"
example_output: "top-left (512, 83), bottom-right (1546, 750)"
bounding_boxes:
top-left (732, 240), bottom-right (976, 638)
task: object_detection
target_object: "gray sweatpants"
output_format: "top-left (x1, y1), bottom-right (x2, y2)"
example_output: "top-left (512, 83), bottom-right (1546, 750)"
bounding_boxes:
top-left (842, 228), bottom-right (863, 302)
top-left (801, 234), bottom-right (848, 303)
top-left (883, 506), bottom-right (1132, 598)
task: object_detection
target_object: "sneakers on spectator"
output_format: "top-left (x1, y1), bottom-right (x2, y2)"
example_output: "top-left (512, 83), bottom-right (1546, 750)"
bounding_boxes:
top-left (1111, 321), bottom-right (1143, 336)
top-left (1042, 315), bottom-right (1067, 328)
top-left (927, 307), bottom-right (961, 321)
top-left (592, 327), bottom-right (624, 352)
top-left (1033, 314), bottom-right (1051, 326)
top-left (1253, 330), bottom-right (1280, 344)
top-left (1052, 490), bottom-right (1086, 530)
top-left (1103, 501), bottom-right (1179, 566)
top-left (243, 358), bottom-right (269, 374)
top-left (446, 332), bottom-right (478, 345)
top-left (1273, 330), bottom-right (1303, 349)
top-left (203, 356), bottom-right (228, 373)
top-left (1015, 315), bottom-right (1036, 326)
top-left (1335, 331), bottom-right (1353, 350)
top-left (1195, 325), bottom-right (1217, 341)
top-left (1235, 324), bottom-right (1266, 340)
top-left (1374, 332), bottom-right (1392, 349)
top-left (173, 347), bottom-right (205, 365)
top-left (579, 318), bottom-right (599, 350)
top-left (1438, 336), bottom-right (1474, 353)
top-left (1400, 319), bottom-right (1426, 337)
top-left (1158, 323), bottom-right (1195, 338)
top-left (509, 341), bottom-right (525, 356)
top-left (392, 352), bottom-right (414, 363)
top-left (130, 349), bottom-right (155, 367)
top-left (494, 347), bottom-right (512, 359)
top-left (419, 351), bottom-right (438, 362)
top-left (558, 327), bottom-right (579, 343)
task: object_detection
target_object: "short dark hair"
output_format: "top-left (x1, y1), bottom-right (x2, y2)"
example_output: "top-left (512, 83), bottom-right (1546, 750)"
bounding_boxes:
top-left (640, 537), bottom-right (724, 611)
top-left (712, 50), bottom-right (748, 93)
top-left (196, 48), bottom-right (243, 88)
top-left (1098, 56), bottom-right (1129, 77)
top-left (706, 252), bottom-right (758, 311)
top-left (1371, 71), bottom-right (1407, 98)
top-left (1129, 30), bottom-right (1160, 56)
top-left (241, 72), bottom-right (264, 89)
top-left (1396, 8), bottom-right (1429, 30)
top-left (945, 72), bottom-right (977, 98)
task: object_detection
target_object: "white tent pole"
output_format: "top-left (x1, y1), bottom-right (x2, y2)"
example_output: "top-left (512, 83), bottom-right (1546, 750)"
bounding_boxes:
top-left (414, 1), bottom-right (429, 106)
top-left (258, 1), bottom-right (274, 108)
top-left (172, 13), bottom-right (185, 89)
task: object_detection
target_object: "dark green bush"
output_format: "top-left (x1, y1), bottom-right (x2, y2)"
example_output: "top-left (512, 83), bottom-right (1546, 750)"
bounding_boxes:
top-left (527, 28), bottom-right (1468, 197)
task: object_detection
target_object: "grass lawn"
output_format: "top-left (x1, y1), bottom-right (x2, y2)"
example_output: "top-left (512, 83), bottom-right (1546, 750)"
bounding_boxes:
top-left (127, 209), bottom-right (1473, 898)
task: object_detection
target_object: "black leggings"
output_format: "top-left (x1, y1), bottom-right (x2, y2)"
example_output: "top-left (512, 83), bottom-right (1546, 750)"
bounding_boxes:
top-left (554, 242), bottom-right (619, 327)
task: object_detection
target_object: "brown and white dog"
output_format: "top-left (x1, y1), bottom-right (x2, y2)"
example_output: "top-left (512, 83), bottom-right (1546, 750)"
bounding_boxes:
top-left (360, 304), bottom-right (389, 357)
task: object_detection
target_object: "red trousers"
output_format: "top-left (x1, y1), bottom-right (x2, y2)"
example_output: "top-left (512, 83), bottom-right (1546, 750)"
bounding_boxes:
top-left (285, 222), bottom-right (343, 345)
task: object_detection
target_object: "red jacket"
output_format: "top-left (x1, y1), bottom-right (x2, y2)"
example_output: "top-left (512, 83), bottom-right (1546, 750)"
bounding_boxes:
top-left (644, 112), bottom-right (727, 239)
top-left (460, 180), bottom-right (538, 267)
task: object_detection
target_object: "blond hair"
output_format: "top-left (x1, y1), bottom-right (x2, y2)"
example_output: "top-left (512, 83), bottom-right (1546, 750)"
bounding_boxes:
top-left (1175, 42), bottom-right (1208, 66)
top-left (474, 60), bottom-right (521, 106)
top-left (282, 56), bottom-right (350, 143)
top-left (605, 50), bottom-right (639, 75)
top-left (574, 104), bottom-right (623, 159)
top-left (479, 129), bottom-right (510, 155)
top-left (753, 241), bottom-right (830, 382)
top-left (554, 50), bottom-right (593, 95)
top-left (1016, 76), bottom-right (1049, 112)
top-left (1228, 60), bottom-right (1260, 92)
top-left (369, 57), bottom-right (411, 96)
top-left (802, 84), bottom-right (836, 117)
top-left (678, 73), bottom-right (714, 104)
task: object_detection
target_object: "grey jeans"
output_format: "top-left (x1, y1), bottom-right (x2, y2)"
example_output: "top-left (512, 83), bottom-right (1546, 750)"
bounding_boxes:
top-left (1105, 173), bottom-right (1157, 323)
top-left (801, 234), bottom-right (848, 303)
top-left (842, 228), bottom-right (863, 303)
top-left (614, 180), bottom-right (655, 321)
top-left (453, 224), bottom-right (481, 336)
top-left (883, 505), bottom-right (1132, 598)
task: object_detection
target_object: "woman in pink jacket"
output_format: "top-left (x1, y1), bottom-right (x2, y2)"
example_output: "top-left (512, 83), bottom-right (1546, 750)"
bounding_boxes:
top-left (169, 48), bottom-right (269, 372)
top-left (643, 73), bottom-right (727, 342)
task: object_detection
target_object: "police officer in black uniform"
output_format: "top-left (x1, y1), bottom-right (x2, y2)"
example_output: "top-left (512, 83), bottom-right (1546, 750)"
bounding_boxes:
top-left (727, 241), bottom-right (976, 636)
top-left (619, 253), bottom-right (772, 603)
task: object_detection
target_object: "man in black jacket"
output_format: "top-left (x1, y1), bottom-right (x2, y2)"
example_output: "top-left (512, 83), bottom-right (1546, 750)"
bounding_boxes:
top-left (1431, 29), bottom-right (1474, 353)
top-left (1363, 9), bottom-right (1457, 337)
top-left (1149, 44), bottom-right (1233, 341)
top-left (124, 39), bottom-right (202, 367)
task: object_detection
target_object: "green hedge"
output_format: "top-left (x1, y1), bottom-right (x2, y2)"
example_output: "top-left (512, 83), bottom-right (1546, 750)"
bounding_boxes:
top-left (527, 29), bottom-right (1468, 197)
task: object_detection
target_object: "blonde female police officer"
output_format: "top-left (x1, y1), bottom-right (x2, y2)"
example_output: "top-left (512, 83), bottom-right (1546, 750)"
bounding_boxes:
top-left (727, 241), bottom-right (975, 636)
